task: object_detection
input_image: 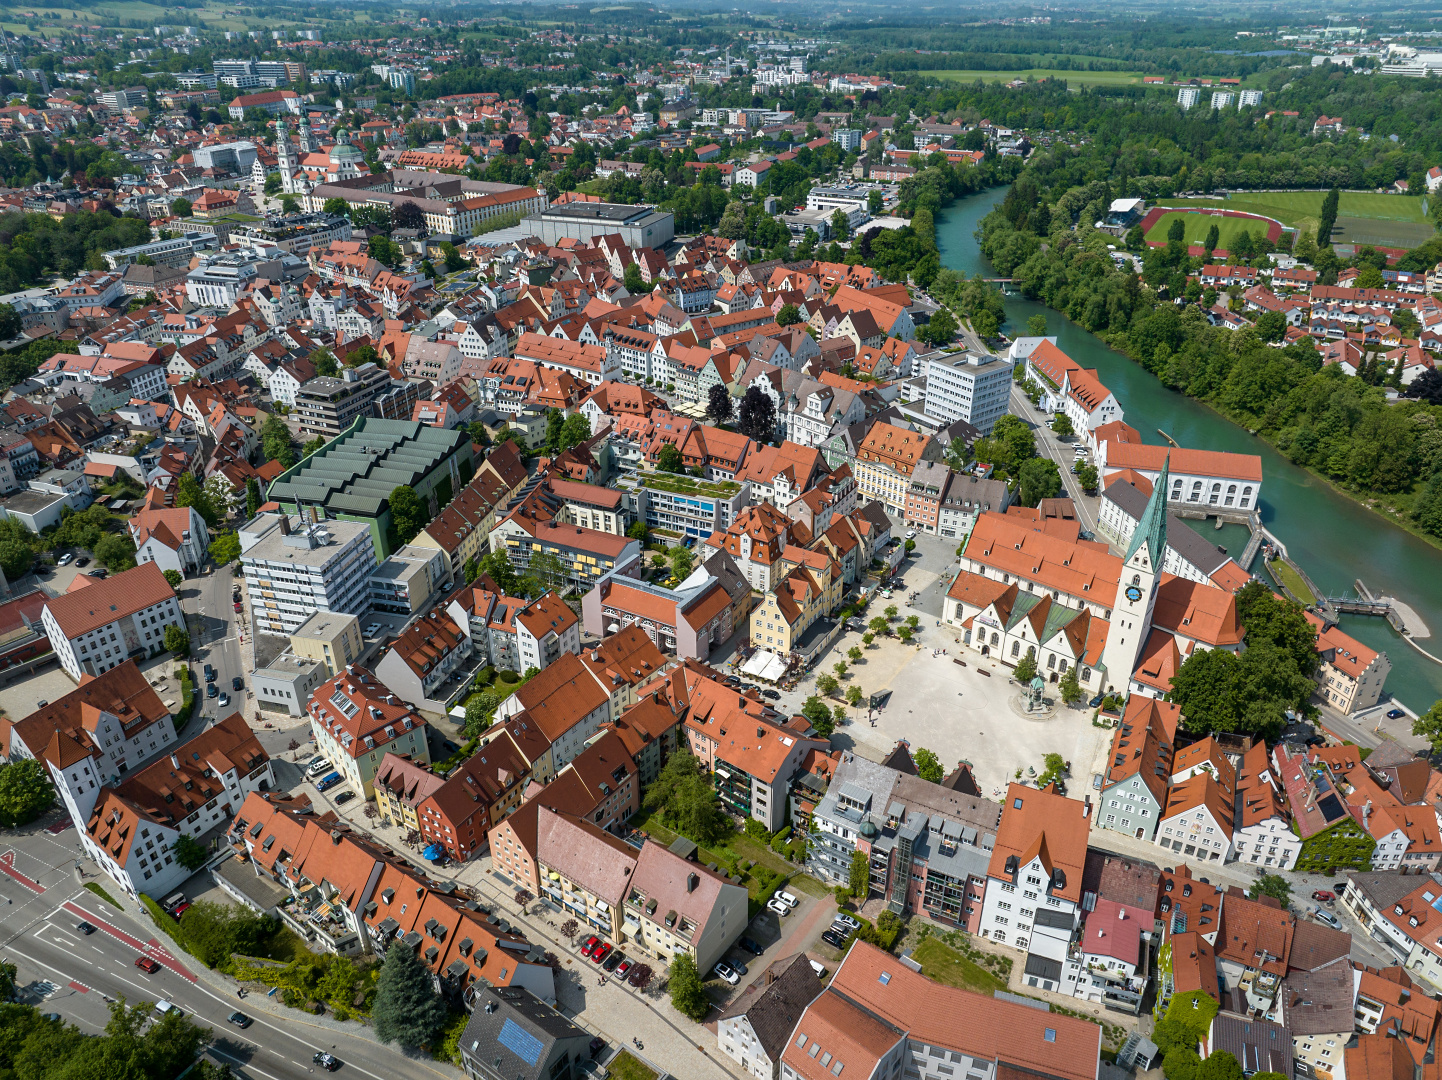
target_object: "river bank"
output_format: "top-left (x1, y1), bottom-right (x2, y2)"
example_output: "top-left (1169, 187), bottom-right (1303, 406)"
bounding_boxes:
top-left (934, 188), bottom-right (1442, 712)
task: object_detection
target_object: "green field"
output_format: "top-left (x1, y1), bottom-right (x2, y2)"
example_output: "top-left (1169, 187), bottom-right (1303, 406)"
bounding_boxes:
top-left (915, 68), bottom-right (1147, 89)
top-left (1144, 211), bottom-right (1270, 248)
top-left (1164, 192), bottom-right (1427, 224)
top-left (910, 938), bottom-right (1009, 995)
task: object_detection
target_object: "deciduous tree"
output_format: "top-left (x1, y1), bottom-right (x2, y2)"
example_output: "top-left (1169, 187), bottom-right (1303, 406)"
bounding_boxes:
top-left (913, 747), bottom-right (943, 783)
top-left (388, 485), bottom-right (426, 544)
top-left (707, 384), bottom-right (733, 426)
top-left (668, 954), bottom-right (709, 1020)
top-left (0, 758), bottom-right (53, 826)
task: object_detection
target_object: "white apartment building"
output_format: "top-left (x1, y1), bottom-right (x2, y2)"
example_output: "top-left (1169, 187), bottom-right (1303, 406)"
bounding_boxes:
top-left (924, 353), bottom-right (1012, 435)
top-left (70, 715), bottom-right (273, 900)
top-left (1177, 87), bottom-right (1201, 109)
top-left (41, 562), bottom-right (185, 681)
top-left (239, 513), bottom-right (378, 635)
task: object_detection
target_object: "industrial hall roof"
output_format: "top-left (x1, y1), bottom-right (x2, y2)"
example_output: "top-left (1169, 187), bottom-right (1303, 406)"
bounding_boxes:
top-left (266, 417), bottom-right (468, 517)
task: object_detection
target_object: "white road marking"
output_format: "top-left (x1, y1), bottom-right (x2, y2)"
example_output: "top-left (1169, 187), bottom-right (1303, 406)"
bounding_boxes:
top-left (208, 1045), bottom-right (284, 1080)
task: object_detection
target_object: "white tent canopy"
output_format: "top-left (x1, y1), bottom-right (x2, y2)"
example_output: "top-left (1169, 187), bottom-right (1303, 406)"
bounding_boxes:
top-left (741, 650), bottom-right (788, 683)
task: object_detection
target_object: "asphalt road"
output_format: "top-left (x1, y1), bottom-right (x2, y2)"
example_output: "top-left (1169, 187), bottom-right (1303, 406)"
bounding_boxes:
top-left (1009, 382), bottom-right (1101, 537)
top-left (181, 564), bottom-right (250, 728)
top-left (0, 830), bottom-right (458, 1080)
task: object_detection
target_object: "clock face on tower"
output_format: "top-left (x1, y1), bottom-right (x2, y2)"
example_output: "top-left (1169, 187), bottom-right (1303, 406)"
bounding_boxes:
top-left (1125, 585), bottom-right (1143, 602)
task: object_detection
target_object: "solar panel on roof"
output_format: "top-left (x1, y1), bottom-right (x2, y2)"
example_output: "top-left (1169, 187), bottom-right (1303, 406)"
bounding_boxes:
top-left (1317, 794), bottom-right (1345, 821)
top-left (497, 1018), bottom-right (544, 1065)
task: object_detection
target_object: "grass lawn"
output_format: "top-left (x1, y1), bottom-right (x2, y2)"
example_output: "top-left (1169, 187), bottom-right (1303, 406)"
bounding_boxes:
top-left (631, 811), bottom-right (829, 906)
top-left (909, 938), bottom-right (1008, 995)
top-left (916, 68), bottom-right (1146, 88)
top-left (606, 1051), bottom-right (658, 1080)
top-left (1161, 192), bottom-right (1434, 247)
top-left (1144, 211), bottom-right (1268, 248)
top-left (84, 881), bottom-right (123, 911)
top-left (1268, 559), bottom-right (1316, 605)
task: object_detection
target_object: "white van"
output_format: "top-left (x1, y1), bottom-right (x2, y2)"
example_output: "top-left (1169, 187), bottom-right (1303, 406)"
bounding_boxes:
top-left (154, 1000), bottom-right (182, 1018)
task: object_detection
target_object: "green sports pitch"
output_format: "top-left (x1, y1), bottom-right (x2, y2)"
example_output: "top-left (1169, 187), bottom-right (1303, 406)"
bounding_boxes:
top-left (1142, 211), bottom-right (1274, 248)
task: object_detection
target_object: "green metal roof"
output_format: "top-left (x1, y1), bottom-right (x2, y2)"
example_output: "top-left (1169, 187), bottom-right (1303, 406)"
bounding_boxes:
top-left (267, 417), bottom-right (468, 517)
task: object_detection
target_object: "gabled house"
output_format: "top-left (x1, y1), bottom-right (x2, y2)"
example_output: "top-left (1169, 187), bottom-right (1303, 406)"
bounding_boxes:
top-left (1097, 695), bottom-right (1179, 841)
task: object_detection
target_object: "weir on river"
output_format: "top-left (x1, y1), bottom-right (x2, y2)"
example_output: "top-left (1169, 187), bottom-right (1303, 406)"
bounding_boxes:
top-left (935, 190), bottom-right (1442, 710)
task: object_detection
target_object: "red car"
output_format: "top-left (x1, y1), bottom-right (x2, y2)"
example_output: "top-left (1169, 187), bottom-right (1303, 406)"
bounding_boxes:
top-left (591, 942), bottom-right (612, 965)
top-left (580, 935), bottom-right (600, 957)
top-left (1312, 890), bottom-right (1336, 903)
top-left (135, 956), bottom-right (160, 973)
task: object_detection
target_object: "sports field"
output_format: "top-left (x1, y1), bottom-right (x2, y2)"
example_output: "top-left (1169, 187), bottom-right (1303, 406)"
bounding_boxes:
top-left (1162, 191), bottom-right (1436, 247)
top-left (1143, 211), bottom-right (1272, 249)
top-left (915, 68), bottom-right (1147, 89)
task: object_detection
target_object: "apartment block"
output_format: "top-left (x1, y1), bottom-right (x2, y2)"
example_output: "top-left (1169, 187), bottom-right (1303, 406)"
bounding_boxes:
top-left (240, 514), bottom-right (377, 635)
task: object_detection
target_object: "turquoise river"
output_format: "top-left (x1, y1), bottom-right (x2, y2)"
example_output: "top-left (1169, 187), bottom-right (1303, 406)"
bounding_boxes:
top-left (935, 189), bottom-right (1442, 711)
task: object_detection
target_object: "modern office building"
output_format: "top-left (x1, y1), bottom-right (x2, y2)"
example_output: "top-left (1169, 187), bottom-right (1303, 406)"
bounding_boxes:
top-left (924, 352), bottom-right (1012, 434)
top-left (292, 363), bottom-right (394, 439)
top-left (239, 513), bottom-right (377, 635)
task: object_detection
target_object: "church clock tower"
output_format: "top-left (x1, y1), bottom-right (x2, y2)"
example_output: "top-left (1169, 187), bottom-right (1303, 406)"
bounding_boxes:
top-left (275, 120), bottom-right (297, 196)
top-left (1099, 455), bottom-right (1169, 694)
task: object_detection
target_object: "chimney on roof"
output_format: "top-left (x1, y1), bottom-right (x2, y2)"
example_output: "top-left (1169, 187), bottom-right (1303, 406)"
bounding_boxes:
top-left (331, 829), bottom-right (342, 844)
top-left (687, 872), bottom-right (698, 893)
top-left (279, 515), bottom-right (290, 536)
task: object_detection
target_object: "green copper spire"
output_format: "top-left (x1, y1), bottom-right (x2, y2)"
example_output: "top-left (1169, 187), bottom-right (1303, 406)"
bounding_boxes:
top-left (1125, 453), bottom-right (1169, 568)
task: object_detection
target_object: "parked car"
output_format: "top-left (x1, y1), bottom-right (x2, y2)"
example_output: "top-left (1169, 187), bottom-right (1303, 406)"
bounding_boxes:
top-left (1088, 694), bottom-right (1105, 708)
top-left (738, 936), bottom-right (765, 956)
top-left (228, 1012), bottom-right (252, 1029)
top-left (203, 665), bottom-right (215, 682)
top-left (232, 677), bottom-right (243, 691)
top-left (88, 569), bottom-right (108, 578)
top-left (773, 889), bottom-right (798, 909)
top-left (315, 772), bottom-right (342, 792)
top-left (75, 557), bottom-right (89, 567)
top-left (206, 684), bottom-right (217, 699)
top-left (591, 943), bottom-right (613, 965)
top-left (603, 950), bottom-right (625, 972)
top-left (832, 913), bottom-right (860, 931)
top-left (233, 602), bottom-right (243, 613)
top-left (766, 898), bottom-right (790, 917)
top-left (135, 956), bottom-right (160, 973)
top-left (821, 929), bottom-right (848, 949)
top-left (334, 791), bottom-right (355, 805)
top-left (313, 1052), bottom-right (341, 1071)
top-left (581, 935), bottom-right (600, 957)
top-left (1387, 708), bottom-right (1406, 719)
top-left (712, 962), bottom-right (740, 986)
top-left (1314, 908), bottom-right (1342, 930)
top-left (761, 689), bottom-right (781, 701)
top-left (1312, 890), bottom-right (1336, 903)
top-left (306, 759), bottom-right (331, 778)
top-left (76, 921), bottom-right (95, 935)
top-left (154, 1000), bottom-right (181, 1018)
top-left (170, 903), bottom-right (191, 921)
top-left (1333, 882), bottom-right (1349, 893)
top-left (615, 958), bottom-right (633, 979)
top-left (218, 693), bottom-right (229, 708)
top-left (728, 959), bottom-right (747, 977)
top-left (57, 553), bottom-right (72, 566)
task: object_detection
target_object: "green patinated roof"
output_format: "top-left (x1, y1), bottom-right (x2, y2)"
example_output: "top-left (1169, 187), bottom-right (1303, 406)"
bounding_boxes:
top-left (1002, 592), bottom-right (1041, 631)
top-left (1125, 452), bottom-right (1169, 568)
top-left (266, 417), bottom-right (468, 516)
top-left (1040, 600), bottom-right (1083, 641)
